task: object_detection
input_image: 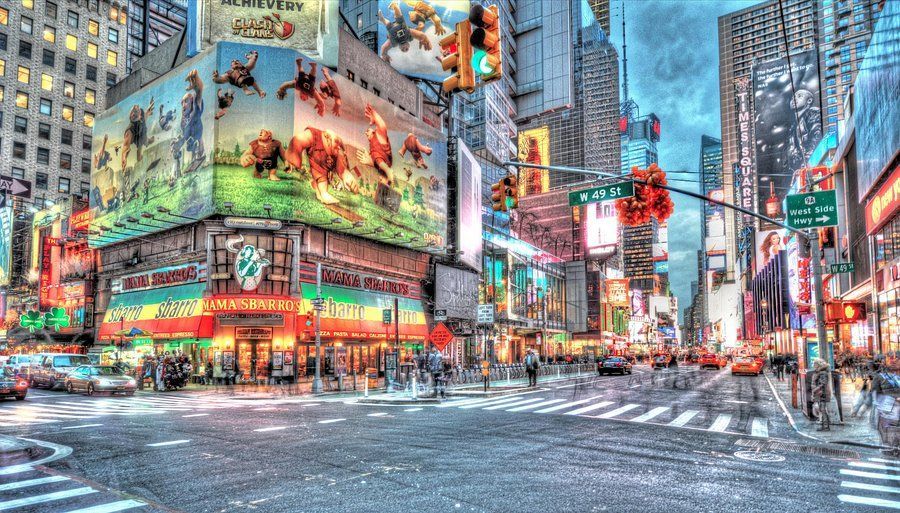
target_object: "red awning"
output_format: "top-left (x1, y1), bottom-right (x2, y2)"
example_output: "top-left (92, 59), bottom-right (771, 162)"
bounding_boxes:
top-left (97, 284), bottom-right (211, 341)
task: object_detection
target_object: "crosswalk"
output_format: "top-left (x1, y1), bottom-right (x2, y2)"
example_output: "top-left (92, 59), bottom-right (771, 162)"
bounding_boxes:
top-left (0, 467), bottom-right (147, 512)
top-left (435, 394), bottom-right (771, 438)
top-left (838, 458), bottom-right (900, 510)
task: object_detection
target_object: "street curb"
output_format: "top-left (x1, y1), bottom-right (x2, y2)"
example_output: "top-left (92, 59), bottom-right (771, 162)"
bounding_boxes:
top-left (448, 387), bottom-right (531, 398)
top-left (830, 439), bottom-right (894, 451)
top-left (356, 397), bottom-right (441, 405)
top-left (0, 435), bottom-right (41, 465)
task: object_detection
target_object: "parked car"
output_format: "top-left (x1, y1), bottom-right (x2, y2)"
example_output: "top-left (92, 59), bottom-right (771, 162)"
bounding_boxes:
top-left (65, 365), bottom-right (137, 396)
top-left (698, 354), bottom-right (722, 370)
top-left (731, 356), bottom-right (762, 376)
top-left (598, 357), bottom-right (633, 375)
top-left (0, 367), bottom-right (28, 401)
top-left (29, 353), bottom-right (93, 390)
top-left (5, 354), bottom-right (33, 376)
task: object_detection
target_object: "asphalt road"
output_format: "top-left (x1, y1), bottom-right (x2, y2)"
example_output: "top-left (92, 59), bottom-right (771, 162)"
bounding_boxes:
top-left (0, 365), bottom-right (893, 513)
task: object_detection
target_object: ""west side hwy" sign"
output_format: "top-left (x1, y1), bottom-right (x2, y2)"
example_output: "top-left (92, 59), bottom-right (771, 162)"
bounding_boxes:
top-left (786, 190), bottom-right (838, 229)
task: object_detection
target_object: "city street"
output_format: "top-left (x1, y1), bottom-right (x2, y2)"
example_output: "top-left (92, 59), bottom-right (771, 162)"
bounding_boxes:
top-left (0, 368), bottom-right (889, 512)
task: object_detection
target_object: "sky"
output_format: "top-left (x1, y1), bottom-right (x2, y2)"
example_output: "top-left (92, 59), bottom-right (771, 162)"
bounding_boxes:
top-left (608, 0), bottom-right (758, 323)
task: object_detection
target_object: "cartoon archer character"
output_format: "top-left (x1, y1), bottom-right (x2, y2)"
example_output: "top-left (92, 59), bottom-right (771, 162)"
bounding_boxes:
top-left (405, 0), bottom-right (446, 35)
top-left (355, 104), bottom-right (395, 186)
top-left (318, 68), bottom-right (342, 117)
top-left (286, 127), bottom-right (359, 205)
top-left (215, 89), bottom-right (235, 120)
top-left (379, 2), bottom-right (431, 63)
top-left (121, 97), bottom-right (155, 171)
top-left (399, 133), bottom-right (432, 169)
top-left (276, 57), bottom-right (326, 117)
top-left (239, 129), bottom-right (288, 181)
top-left (171, 69), bottom-right (206, 179)
top-left (212, 51), bottom-right (266, 97)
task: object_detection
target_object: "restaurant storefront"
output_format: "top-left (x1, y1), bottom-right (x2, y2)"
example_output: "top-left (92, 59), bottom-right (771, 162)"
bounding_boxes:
top-left (867, 166), bottom-right (900, 355)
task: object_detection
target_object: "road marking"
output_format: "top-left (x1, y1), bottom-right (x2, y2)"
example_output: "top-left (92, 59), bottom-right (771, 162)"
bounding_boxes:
top-left (723, 400), bottom-right (748, 404)
top-left (842, 481), bottom-right (900, 494)
top-left (319, 418), bottom-right (346, 424)
top-left (668, 410), bottom-right (699, 427)
top-left (708, 414), bottom-right (732, 432)
top-left (146, 439), bottom-right (191, 447)
top-left (61, 424), bottom-right (104, 430)
top-left (750, 417), bottom-right (769, 438)
top-left (61, 499), bottom-right (148, 513)
top-left (838, 494), bottom-right (900, 509)
top-left (0, 486), bottom-right (97, 511)
top-left (850, 461), bottom-right (900, 472)
top-left (403, 408), bottom-right (423, 412)
top-left (596, 404), bottom-right (641, 419)
top-left (253, 426), bottom-right (290, 432)
top-left (482, 398), bottom-right (545, 411)
top-left (182, 413), bottom-right (209, 418)
top-left (459, 396), bottom-right (526, 410)
top-left (630, 407), bottom-right (669, 423)
top-left (0, 476), bottom-right (69, 491)
top-left (554, 378), bottom-right (602, 390)
top-left (367, 412), bottom-right (390, 417)
top-left (506, 399), bottom-right (566, 412)
top-left (534, 396), bottom-right (605, 414)
top-left (563, 401), bottom-right (614, 416)
top-left (869, 458), bottom-right (900, 464)
top-left (841, 469), bottom-right (900, 481)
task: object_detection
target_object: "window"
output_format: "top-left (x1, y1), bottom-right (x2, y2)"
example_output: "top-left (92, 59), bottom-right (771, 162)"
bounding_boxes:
top-left (62, 105), bottom-right (73, 121)
top-left (81, 158), bottom-right (90, 174)
top-left (109, 5), bottom-right (118, 22)
top-left (39, 98), bottom-right (51, 115)
top-left (42, 49), bottom-right (55, 66)
top-left (66, 34), bottom-right (77, 52)
top-left (41, 73), bottom-right (52, 90)
top-left (16, 91), bottom-right (28, 109)
top-left (0, 8), bottom-right (7, 25)
top-left (827, 77), bottom-right (836, 86)
top-left (108, 27), bottom-right (118, 43)
top-left (827, 106), bottom-right (838, 114)
top-left (106, 72), bottom-right (116, 87)
top-left (63, 81), bottom-right (74, 98)
top-left (14, 116), bottom-right (28, 134)
top-left (106, 50), bottom-right (117, 66)
top-left (17, 66), bottom-right (30, 84)
top-left (357, 14), bottom-right (362, 30)
top-left (60, 128), bottom-right (72, 145)
top-left (84, 88), bottom-right (95, 105)
top-left (11, 168), bottom-right (25, 180)
top-left (19, 40), bottom-right (31, 59)
top-left (38, 123), bottom-right (51, 140)
top-left (21, 16), bottom-right (33, 34)
top-left (0, 59), bottom-right (4, 76)
top-left (828, 97), bottom-right (838, 105)
top-left (13, 142), bottom-right (26, 159)
top-left (87, 42), bottom-right (97, 59)
top-left (46, 2), bottom-right (57, 19)
top-left (0, 85), bottom-right (3, 103)
top-left (842, 73), bottom-right (851, 83)
top-left (67, 10), bottom-right (78, 28)
top-left (65, 57), bottom-right (76, 75)
top-left (36, 147), bottom-right (49, 165)
top-left (82, 134), bottom-right (91, 150)
top-left (0, 32), bottom-right (6, 51)
top-left (36, 172), bottom-right (48, 190)
top-left (80, 181), bottom-right (90, 196)
top-left (841, 64), bottom-right (852, 73)
top-left (346, 70), bottom-right (355, 82)
top-left (22, 0), bottom-right (34, 10)
top-left (88, 19), bottom-right (98, 36)
top-left (59, 152), bottom-right (71, 170)
top-left (360, 79), bottom-right (368, 89)
top-left (43, 24), bottom-right (55, 43)
top-left (83, 112), bottom-right (94, 127)
top-left (58, 177), bottom-right (70, 194)
top-left (85, 65), bottom-right (96, 81)
top-left (828, 115), bottom-right (838, 125)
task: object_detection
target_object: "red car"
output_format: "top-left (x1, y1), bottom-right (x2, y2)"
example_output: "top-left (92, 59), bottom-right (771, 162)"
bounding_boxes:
top-left (731, 356), bottom-right (762, 376)
top-left (698, 354), bottom-right (722, 370)
top-left (0, 367), bottom-right (28, 401)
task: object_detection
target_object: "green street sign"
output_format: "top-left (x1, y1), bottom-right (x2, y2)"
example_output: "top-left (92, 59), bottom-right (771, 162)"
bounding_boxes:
top-left (382, 309), bottom-right (392, 324)
top-left (786, 190), bottom-right (838, 229)
top-left (829, 262), bottom-right (855, 274)
top-left (568, 181), bottom-right (635, 207)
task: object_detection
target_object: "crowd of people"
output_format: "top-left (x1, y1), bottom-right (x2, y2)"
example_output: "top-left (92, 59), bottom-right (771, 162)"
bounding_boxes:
top-left (134, 353), bottom-right (196, 391)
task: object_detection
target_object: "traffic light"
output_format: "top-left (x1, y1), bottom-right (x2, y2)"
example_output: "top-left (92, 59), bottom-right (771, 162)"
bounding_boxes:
top-left (440, 21), bottom-right (475, 93)
top-left (491, 178), bottom-right (507, 211)
top-left (502, 174), bottom-right (518, 210)
top-left (305, 310), bottom-right (314, 327)
top-left (468, 5), bottom-right (502, 83)
top-left (825, 302), bottom-right (866, 323)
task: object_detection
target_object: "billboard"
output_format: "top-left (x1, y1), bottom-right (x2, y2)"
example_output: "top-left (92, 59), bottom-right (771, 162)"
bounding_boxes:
top-left (584, 202), bottom-right (618, 256)
top-left (753, 50), bottom-right (822, 225)
top-left (434, 264), bottom-right (478, 320)
top-left (213, 43), bottom-right (449, 250)
top-left (517, 126), bottom-right (550, 196)
top-left (191, 0), bottom-right (339, 67)
top-left (457, 140), bottom-right (482, 272)
top-left (755, 229), bottom-right (786, 275)
top-left (0, 207), bottom-right (11, 287)
top-left (375, 1), bottom-right (472, 82)
top-left (606, 279), bottom-right (629, 307)
top-left (733, 77), bottom-right (755, 226)
top-left (89, 48), bottom-right (218, 247)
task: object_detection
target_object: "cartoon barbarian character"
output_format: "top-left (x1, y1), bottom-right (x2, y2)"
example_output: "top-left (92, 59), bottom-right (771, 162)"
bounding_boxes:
top-left (212, 51), bottom-right (265, 97)
top-left (379, 2), bottom-right (432, 63)
top-left (356, 103), bottom-right (395, 186)
top-left (405, 0), bottom-right (445, 35)
top-left (171, 69), bottom-right (206, 178)
top-left (276, 57), bottom-right (326, 117)
top-left (215, 89), bottom-right (235, 120)
top-left (399, 133), bottom-right (432, 169)
top-left (239, 129), bottom-right (288, 181)
top-left (318, 67), bottom-right (342, 117)
top-left (121, 97), bottom-right (155, 171)
top-left (286, 127), bottom-right (359, 205)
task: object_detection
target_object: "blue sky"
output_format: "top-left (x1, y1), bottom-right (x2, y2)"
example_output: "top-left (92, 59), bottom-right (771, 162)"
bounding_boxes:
top-left (608, 0), bottom-right (758, 322)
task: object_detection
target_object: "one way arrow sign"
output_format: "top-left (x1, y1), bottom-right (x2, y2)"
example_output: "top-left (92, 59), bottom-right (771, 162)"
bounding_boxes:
top-left (0, 175), bottom-right (32, 199)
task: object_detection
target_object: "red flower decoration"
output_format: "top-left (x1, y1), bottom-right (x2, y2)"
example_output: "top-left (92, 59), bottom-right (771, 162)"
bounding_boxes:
top-left (615, 164), bottom-right (675, 226)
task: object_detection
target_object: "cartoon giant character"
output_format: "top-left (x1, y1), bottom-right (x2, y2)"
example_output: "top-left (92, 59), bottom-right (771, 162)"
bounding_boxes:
top-left (239, 129), bottom-right (288, 181)
top-left (171, 69), bottom-right (206, 179)
top-left (121, 98), bottom-right (155, 171)
top-left (379, 2), bottom-right (431, 63)
top-left (276, 57), bottom-right (326, 117)
top-left (399, 133), bottom-right (432, 169)
top-left (213, 51), bottom-right (266, 97)
top-left (285, 127), bottom-right (359, 205)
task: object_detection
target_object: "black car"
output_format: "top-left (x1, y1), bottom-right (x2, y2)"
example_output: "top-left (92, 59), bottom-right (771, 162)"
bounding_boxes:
top-left (598, 357), bottom-right (633, 375)
top-left (0, 367), bottom-right (28, 401)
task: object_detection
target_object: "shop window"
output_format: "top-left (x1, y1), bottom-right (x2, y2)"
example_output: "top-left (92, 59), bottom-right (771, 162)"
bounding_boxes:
top-left (210, 234), bottom-right (294, 296)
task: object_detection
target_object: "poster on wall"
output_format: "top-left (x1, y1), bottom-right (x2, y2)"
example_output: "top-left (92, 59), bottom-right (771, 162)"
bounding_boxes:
top-left (335, 346), bottom-right (347, 376)
top-left (517, 126), bottom-right (550, 196)
top-left (755, 229), bottom-right (786, 275)
top-left (283, 350), bottom-right (294, 366)
top-left (434, 264), bottom-right (478, 320)
top-left (457, 141), bottom-right (483, 272)
top-left (753, 50), bottom-right (822, 226)
top-left (213, 43), bottom-right (449, 251)
top-left (606, 279), bottom-right (629, 307)
top-left (375, 0), bottom-right (472, 82)
top-left (271, 351), bottom-right (283, 370)
top-left (0, 207), bottom-right (12, 287)
top-left (223, 351), bottom-right (235, 370)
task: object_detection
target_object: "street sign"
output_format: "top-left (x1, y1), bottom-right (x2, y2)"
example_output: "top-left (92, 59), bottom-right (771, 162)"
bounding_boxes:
top-left (382, 309), bottom-right (392, 324)
top-left (829, 262), bottom-right (855, 274)
top-left (434, 309), bottom-right (447, 321)
top-left (568, 181), bottom-right (635, 207)
top-left (786, 190), bottom-right (838, 229)
top-left (310, 298), bottom-right (325, 306)
top-left (0, 175), bottom-right (32, 198)
top-left (313, 304), bottom-right (326, 311)
top-left (430, 322), bottom-right (454, 351)
top-left (477, 304), bottom-right (494, 324)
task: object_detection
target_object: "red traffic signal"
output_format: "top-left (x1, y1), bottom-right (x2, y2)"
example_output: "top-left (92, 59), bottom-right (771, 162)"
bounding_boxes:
top-left (440, 21), bottom-right (475, 93)
top-left (825, 302), bottom-right (866, 323)
top-left (491, 179), bottom-right (507, 211)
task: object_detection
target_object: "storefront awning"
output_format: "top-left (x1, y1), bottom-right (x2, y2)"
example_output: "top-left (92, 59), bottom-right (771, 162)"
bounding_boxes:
top-left (98, 283), bottom-right (212, 341)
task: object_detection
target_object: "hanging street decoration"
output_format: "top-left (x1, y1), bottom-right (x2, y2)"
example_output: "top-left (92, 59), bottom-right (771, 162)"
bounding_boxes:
top-left (615, 164), bottom-right (674, 226)
top-left (18, 308), bottom-right (73, 333)
top-left (19, 310), bottom-right (45, 333)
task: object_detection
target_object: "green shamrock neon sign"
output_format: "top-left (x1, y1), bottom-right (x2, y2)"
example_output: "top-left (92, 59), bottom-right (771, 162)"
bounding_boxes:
top-left (43, 307), bottom-right (71, 332)
top-left (19, 310), bottom-right (45, 333)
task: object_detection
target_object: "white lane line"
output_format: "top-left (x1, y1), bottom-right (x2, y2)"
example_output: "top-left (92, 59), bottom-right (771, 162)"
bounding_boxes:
top-left (563, 401), bottom-right (614, 416)
top-left (0, 409), bottom-right (95, 419)
top-left (596, 404), bottom-right (641, 419)
top-left (841, 469), bottom-right (900, 481)
top-left (403, 408), bottom-right (423, 412)
top-left (630, 406), bottom-right (669, 423)
top-left (61, 499), bottom-right (148, 513)
top-left (483, 398), bottom-right (545, 411)
top-left (869, 458), bottom-right (900, 464)
top-left (146, 439), bottom-right (191, 447)
top-left (301, 403), bottom-right (320, 407)
top-left (253, 426), bottom-right (290, 432)
top-left (318, 418), bottom-right (346, 424)
top-left (850, 461), bottom-right (900, 472)
top-left (668, 410), bottom-right (700, 427)
top-left (708, 414), bottom-right (732, 432)
top-left (367, 412), bottom-right (390, 417)
top-left (534, 396), bottom-right (606, 414)
top-left (750, 417), bottom-right (769, 438)
top-left (838, 494), bottom-right (900, 509)
top-left (458, 396), bottom-right (527, 410)
top-left (61, 424), bottom-right (104, 430)
top-left (506, 399), bottom-right (566, 412)
top-left (0, 476), bottom-right (69, 491)
top-left (0, 486), bottom-right (97, 511)
top-left (723, 400), bottom-right (748, 404)
top-left (182, 413), bottom-right (209, 418)
top-left (842, 481), bottom-right (900, 494)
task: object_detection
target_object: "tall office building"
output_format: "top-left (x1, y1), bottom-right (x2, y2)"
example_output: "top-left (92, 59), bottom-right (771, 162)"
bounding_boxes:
top-left (125, 0), bottom-right (186, 72)
top-left (620, 113), bottom-right (660, 173)
top-left (588, 0), bottom-right (611, 35)
top-left (699, 135), bottom-right (724, 336)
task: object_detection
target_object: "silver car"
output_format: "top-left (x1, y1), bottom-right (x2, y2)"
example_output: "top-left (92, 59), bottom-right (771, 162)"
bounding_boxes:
top-left (65, 365), bottom-right (137, 396)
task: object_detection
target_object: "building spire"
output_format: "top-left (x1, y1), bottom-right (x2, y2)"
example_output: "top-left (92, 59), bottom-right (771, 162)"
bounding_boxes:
top-left (621, 0), bottom-right (629, 104)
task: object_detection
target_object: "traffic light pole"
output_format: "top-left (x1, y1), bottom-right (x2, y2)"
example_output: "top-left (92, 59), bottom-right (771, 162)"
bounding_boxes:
top-left (312, 262), bottom-right (323, 394)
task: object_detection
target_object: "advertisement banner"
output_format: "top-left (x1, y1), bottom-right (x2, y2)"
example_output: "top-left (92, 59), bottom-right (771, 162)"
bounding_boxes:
top-left (866, 165), bottom-right (900, 235)
top-left (375, 0), bottom-right (472, 82)
top-left (457, 140), bottom-right (483, 272)
top-left (755, 229), bottom-right (786, 275)
top-left (434, 264), bottom-right (478, 320)
top-left (753, 51), bottom-right (822, 225)
top-left (112, 262), bottom-right (207, 294)
top-left (517, 126), bottom-right (550, 196)
top-left (584, 202), bottom-right (618, 256)
top-left (733, 77), bottom-right (755, 225)
top-left (0, 207), bottom-right (12, 287)
top-left (97, 283), bottom-right (208, 341)
top-left (606, 279), bottom-right (629, 307)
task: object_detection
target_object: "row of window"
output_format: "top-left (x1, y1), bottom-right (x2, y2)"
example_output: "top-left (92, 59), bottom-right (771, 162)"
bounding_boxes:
top-left (1, 61), bottom-right (97, 104)
top-left (1, 1), bottom-right (125, 27)
top-left (0, 39), bottom-right (118, 85)
top-left (10, 138), bottom-right (91, 173)
top-left (7, 113), bottom-right (92, 148)
top-left (7, 165), bottom-right (90, 198)
top-left (2, 88), bottom-right (95, 126)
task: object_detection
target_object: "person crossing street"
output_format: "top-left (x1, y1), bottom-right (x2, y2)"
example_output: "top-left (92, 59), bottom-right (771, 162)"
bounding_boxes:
top-left (525, 349), bottom-right (540, 387)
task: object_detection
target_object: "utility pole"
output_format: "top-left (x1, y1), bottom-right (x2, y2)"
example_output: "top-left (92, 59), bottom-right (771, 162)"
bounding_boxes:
top-left (312, 262), bottom-right (323, 394)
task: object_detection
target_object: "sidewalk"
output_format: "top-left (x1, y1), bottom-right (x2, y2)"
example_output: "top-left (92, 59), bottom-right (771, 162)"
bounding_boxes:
top-left (765, 371), bottom-right (883, 447)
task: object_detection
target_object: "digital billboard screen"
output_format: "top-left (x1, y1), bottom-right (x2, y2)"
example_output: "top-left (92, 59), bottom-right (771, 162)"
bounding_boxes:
top-left (584, 202), bottom-right (618, 256)
top-left (755, 229), bottom-right (786, 275)
top-left (457, 140), bottom-right (482, 271)
top-left (0, 207), bottom-right (12, 287)
top-left (517, 126), bottom-right (550, 196)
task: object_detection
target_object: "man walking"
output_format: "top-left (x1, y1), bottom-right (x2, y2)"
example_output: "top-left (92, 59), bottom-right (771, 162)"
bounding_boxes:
top-left (525, 349), bottom-right (539, 387)
top-left (428, 346), bottom-right (443, 398)
top-left (774, 353), bottom-right (785, 381)
top-left (811, 358), bottom-right (832, 431)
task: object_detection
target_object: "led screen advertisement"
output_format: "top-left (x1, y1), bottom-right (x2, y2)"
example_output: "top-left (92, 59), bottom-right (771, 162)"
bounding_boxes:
top-left (0, 207), bottom-right (12, 287)
top-left (517, 126), bottom-right (550, 196)
top-left (752, 50), bottom-right (822, 226)
top-left (584, 202), bottom-right (618, 256)
top-left (457, 141), bottom-right (482, 272)
top-left (376, 1), bottom-right (472, 82)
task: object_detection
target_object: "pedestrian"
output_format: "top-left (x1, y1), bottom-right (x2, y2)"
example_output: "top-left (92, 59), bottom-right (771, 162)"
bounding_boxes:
top-left (774, 353), bottom-right (785, 381)
top-left (525, 349), bottom-right (539, 387)
top-left (428, 346), bottom-right (443, 397)
top-left (811, 358), bottom-right (831, 431)
top-left (851, 372), bottom-right (873, 418)
top-left (205, 358), bottom-right (214, 386)
top-left (232, 359), bottom-right (241, 385)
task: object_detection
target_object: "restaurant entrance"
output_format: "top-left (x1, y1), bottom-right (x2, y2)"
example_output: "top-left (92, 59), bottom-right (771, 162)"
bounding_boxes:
top-left (237, 340), bottom-right (271, 383)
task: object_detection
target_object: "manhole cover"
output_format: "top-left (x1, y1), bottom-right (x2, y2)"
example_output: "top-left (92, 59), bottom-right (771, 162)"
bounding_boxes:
top-left (734, 450), bottom-right (786, 462)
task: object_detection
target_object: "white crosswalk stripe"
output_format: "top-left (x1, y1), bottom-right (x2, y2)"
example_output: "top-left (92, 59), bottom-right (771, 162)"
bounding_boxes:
top-left (596, 404), bottom-right (641, 419)
top-left (482, 398), bottom-right (546, 411)
top-left (629, 406), bottom-right (669, 423)
top-left (836, 458), bottom-right (900, 510)
top-left (668, 410), bottom-right (700, 427)
top-left (0, 469), bottom-right (147, 513)
top-left (505, 399), bottom-right (566, 412)
top-left (708, 414), bottom-right (732, 432)
top-left (563, 401), bottom-right (614, 416)
top-left (534, 396), bottom-right (605, 414)
top-left (750, 417), bottom-right (768, 438)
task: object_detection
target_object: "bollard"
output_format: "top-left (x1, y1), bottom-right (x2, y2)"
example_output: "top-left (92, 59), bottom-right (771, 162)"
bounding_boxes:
top-left (557, 366), bottom-right (560, 379)
top-left (364, 374), bottom-right (369, 398)
top-left (412, 375), bottom-right (418, 400)
top-left (506, 368), bottom-right (510, 384)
